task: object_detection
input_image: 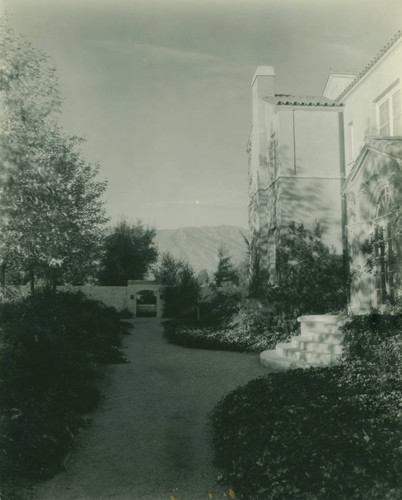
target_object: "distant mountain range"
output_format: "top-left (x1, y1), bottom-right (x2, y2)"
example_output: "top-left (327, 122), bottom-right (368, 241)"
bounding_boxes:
top-left (155, 225), bottom-right (248, 274)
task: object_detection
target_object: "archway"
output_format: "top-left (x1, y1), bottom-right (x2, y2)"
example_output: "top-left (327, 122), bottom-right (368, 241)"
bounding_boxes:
top-left (136, 290), bottom-right (157, 317)
top-left (127, 280), bottom-right (165, 318)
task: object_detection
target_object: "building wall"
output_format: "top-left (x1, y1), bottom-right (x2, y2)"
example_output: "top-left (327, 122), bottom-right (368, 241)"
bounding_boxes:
top-left (58, 285), bottom-right (128, 311)
top-left (249, 99), bottom-right (344, 278)
top-left (1, 285), bottom-right (128, 310)
top-left (1, 285), bottom-right (165, 316)
top-left (344, 146), bottom-right (400, 314)
top-left (280, 177), bottom-right (343, 250)
top-left (341, 38), bottom-right (402, 175)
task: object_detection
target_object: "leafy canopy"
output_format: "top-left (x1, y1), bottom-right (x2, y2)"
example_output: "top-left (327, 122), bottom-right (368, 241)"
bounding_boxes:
top-left (154, 252), bottom-right (200, 317)
top-left (98, 220), bottom-right (158, 285)
top-left (0, 17), bottom-right (108, 288)
top-left (213, 245), bottom-right (239, 288)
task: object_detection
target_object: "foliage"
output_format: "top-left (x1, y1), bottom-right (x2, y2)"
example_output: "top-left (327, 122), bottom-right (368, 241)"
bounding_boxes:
top-left (362, 223), bottom-right (401, 306)
top-left (118, 307), bottom-right (134, 319)
top-left (253, 222), bottom-right (348, 317)
top-left (341, 311), bottom-right (402, 365)
top-left (212, 365), bottom-right (402, 500)
top-left (213, 245), bottom-right (239, 288)
top-left (154, 252), bottom-right (200, 318)
top-left (0, 289), bottom-right (127, 492)
top-left (163, 319), bottom-right (273, 353)
top-left (98, 220), bottom-right (158, 285)
top-left (0, 18), bottom-right (108, 290)
top-left (201, 283), bottom-right (246, 327)
top-left (211, 310), bottom-right (402, 499)
top-left (163, 298), bottom-right (296, 352)
top-left (196, 268), bottom-right (210, 286)
top-left (246, 230), bottom-right (269, 298)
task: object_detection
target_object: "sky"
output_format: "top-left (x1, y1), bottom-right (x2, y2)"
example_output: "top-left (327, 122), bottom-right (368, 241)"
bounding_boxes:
top-left (0, 0), bottom-right (401, 230)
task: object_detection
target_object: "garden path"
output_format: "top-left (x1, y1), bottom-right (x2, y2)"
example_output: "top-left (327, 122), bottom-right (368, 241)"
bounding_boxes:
top-left (34, 319), bottom-right (267, 500)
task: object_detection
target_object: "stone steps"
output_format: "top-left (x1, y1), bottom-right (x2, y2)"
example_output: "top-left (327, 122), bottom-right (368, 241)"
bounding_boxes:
top-left (260, 314), bottom-right (346, 370)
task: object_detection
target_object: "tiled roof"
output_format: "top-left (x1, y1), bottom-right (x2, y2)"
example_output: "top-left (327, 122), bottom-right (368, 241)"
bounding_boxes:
top-left (264, 94), bottom-right (340, 107)
top-left (337, 31), bottom-right (402, 102)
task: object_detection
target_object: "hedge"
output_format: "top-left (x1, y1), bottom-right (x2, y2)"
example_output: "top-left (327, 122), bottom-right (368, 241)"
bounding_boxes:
top-left (0, 289), bottom-right (129, 498)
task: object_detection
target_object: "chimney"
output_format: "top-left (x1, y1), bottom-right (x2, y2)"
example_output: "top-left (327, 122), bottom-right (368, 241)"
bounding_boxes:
top-left (252, 66), bottom-right (275, 99)
top-left (251, 66), bottom-right (275, 168)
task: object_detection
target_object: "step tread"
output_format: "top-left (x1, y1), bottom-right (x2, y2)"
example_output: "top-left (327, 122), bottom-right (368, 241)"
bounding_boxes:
top-left (260, 351), bottom-right (331, 370)
top-left (298, 314), bottom-right (347, 324)
top-left (280, 340), bottom-right (343, 348)
top-left (277, 344), bottom-right (341, 353)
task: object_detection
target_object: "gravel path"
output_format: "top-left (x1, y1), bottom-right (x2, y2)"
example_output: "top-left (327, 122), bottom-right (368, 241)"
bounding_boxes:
top-left (34, 319), bottom-right (267, 500)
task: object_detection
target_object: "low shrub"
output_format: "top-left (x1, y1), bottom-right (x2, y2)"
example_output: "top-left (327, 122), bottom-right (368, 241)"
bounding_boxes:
top-left (119, 307), bottom-right (134, 320)
top-left (163, 298), bottom-right (297, 352)
top-left (200, 284), bottom-right (245, 327)
top-left (163, 320), bottom-right (272, 353)
top-left (211, 367), bottom-right (402, 500)
top-left (211, 310), bottom-right (402, 499)
top-left (0, 289), bottom-right (127, 495)
top-left (341, 311), bottom-right (402, 364)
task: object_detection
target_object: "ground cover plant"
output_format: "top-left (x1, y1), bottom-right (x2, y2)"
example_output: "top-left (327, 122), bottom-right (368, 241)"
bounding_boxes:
top-left (0, 289), bottom-right (129, 499)
top-left (163, 297), bottom-right (297, 352)
top-left (211, 310), bottom-right (402, 499)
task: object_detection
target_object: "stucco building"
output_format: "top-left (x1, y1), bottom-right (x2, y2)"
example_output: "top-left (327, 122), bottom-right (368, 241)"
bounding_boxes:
top-left (248, 67), bottom-right (345, 282)
top-left (249, 32), bottom-right (402, 313)
top-left (339, 32), bottom-right (402, 313)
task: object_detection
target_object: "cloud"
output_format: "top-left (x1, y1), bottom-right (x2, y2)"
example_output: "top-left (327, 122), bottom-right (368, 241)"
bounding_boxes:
top-left (88, 38), bottom-right (250, 81)
top-left (90, 39), bottom-right (222, 64)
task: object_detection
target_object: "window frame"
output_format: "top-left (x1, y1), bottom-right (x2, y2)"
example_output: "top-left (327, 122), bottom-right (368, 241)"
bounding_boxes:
top-left (371, 185), bottom-right (400, 307)
top-left (376, 86), bottom-right (401, 137)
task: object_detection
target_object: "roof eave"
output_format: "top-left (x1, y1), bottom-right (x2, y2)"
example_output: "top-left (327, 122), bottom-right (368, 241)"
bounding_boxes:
top-left (337, 32), bottom-right (402, 103)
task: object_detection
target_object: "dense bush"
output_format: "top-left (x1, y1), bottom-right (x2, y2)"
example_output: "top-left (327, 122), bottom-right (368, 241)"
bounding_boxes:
top-left (169, 223), bottom-right (348, 354)
top-left (0, 289), bottom-right (128, 494)
top-left (212, 366), bottom-right (402, 499)
top-left (164, 297), bottom-right (297, 352)
top-left (163, 320), bottom-right (271, 353)
top-left (154, 252), bottom-right (200, 318)
top-left (200, 283), bottom-right (245, 327)
top-left (252, 222), bottom-right (348, 317)
top-left (341, 311), bottom-right (402, 364)
top-left (211, 311), bottom-right (402, 499)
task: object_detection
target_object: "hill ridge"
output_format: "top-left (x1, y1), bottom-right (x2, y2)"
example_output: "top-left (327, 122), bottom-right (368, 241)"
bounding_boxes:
top-left (155, 225), bottom-right (248, 273)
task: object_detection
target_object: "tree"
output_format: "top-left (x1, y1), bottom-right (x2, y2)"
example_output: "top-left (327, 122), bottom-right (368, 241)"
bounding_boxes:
top-left (0, 18), bottom-right (108, 290)
top-left (154, 252), bottom-right (200, 317)
top-left (264, 222), bottom-right (348, 317)
top-left (213, 245), bottom-right (239, 288)
top-left (196, 268), bottom-right (210, 287)
top-left (98, 220), bottom-right (158, 286)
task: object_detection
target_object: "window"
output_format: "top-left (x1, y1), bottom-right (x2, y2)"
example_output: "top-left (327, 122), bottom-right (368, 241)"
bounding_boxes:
top-left (376, 184), bottom-right (392, 217)
top-left (373, 186), bottom-right (400, 306)
top-left (373, 223), bottom-right (397, 305)
top-left (392, 90), bottom-right (401, 135)
top-left (378, 88), bottom-right (401, 136)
